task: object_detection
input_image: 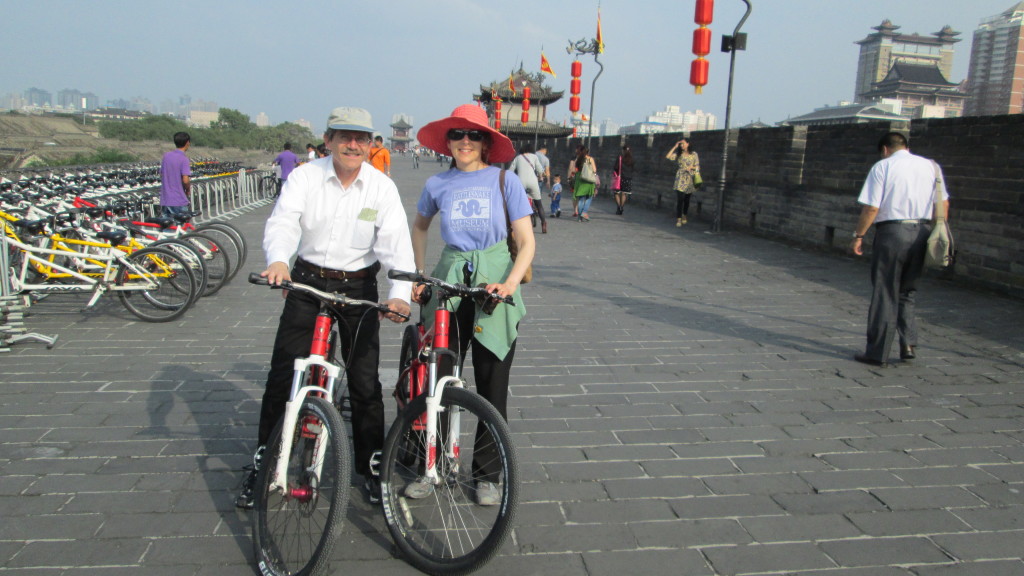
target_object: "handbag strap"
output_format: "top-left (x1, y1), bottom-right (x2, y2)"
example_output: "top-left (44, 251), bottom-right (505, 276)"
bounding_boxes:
top-left (931, 160), bottom-right (947, 222)
top-left (499, 168), bottom-right (511, 230)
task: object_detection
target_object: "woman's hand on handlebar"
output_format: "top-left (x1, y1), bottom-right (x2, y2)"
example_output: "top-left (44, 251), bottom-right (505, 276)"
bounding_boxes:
top-left (485, 281), bottom-right (517, 300)
top-left (381, 298), bottom-right (411, 324)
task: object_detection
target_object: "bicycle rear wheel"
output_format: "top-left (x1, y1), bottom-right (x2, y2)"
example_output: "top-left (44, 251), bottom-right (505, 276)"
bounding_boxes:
top-left (116, 247), bottom-right (197, 322)
top-left (380, 387), bottom-right (519, 576)
top-left (253, 395), bottom-right (350, 576)
top-left (151, 239), bottom-right (206, 305)
top-left (181, 232), bottom-right (230, 296)
top-left (194, 224), bottom-right (244, 281)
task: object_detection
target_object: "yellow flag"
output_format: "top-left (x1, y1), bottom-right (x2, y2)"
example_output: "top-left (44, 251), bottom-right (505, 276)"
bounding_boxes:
top-left (597, 9), bottom-right (605, 53)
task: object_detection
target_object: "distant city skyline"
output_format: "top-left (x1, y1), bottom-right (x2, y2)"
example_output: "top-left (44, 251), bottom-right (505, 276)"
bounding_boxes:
top-left (3, 1), bottom-right (1018, 135)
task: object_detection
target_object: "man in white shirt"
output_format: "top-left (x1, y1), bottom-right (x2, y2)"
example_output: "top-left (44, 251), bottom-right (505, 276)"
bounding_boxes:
top-left (236, 106), bottom-right (415, 508)
top-left (851, 131), bottom-right (949, 367)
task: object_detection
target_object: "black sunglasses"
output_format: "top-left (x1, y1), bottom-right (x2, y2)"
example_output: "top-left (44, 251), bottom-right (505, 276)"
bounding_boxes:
top-left (446, 129), bottom-right (486, 142)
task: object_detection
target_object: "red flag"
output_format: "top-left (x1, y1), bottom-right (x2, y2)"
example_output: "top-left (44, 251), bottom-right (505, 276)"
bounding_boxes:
top-left (540, 52), bottom-right (556, 77)
top-left (507, 73), bottom-right (516, 96)
top-left (596, 9), bottom-right (605, 53)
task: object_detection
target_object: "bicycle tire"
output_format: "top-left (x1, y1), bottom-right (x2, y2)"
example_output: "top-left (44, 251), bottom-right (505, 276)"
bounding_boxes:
top-left (151, 239), bottom-right (207, 305)
top-left (194, 224), bottom-right (243, 281)
top-left (253, 395), bottom-right (351, 576)
top-left (181, 232), bottom-right (231, 297)
top-left (380, 387), bottom-right (519, 576)
top-left (115, 247), bottom-right (197, 322)
top-left (197, 221), bottom-right (247, 272)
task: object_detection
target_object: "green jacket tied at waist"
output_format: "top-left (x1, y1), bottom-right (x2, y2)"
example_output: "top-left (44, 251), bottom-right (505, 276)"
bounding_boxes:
top-left (425, 240), bottom-right (526, 361)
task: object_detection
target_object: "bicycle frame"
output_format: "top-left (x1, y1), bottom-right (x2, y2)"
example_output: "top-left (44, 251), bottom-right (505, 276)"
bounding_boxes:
top-left (266, 309), bottom-right (343, 496)
top-left (403, 291), bottom-right (468, 486)
top-left (3, 233), bottom-right (161, 305)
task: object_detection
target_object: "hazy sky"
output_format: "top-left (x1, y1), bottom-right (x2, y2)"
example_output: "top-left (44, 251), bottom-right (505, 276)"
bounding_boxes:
top-left (4, 0), bottom-right (1016, 136)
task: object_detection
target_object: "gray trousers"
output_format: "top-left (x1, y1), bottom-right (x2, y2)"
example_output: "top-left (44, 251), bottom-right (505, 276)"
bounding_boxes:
top-left (865, 220), bottom-right (930, 361)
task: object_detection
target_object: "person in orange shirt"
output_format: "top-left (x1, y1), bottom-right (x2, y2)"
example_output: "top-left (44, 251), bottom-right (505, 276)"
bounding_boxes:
top-left (368, 135), bottom-right (391, 177)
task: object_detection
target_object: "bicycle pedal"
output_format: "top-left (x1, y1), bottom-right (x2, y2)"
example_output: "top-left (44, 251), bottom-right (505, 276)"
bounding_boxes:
top-left (369, 451), bottom-right (382, 477)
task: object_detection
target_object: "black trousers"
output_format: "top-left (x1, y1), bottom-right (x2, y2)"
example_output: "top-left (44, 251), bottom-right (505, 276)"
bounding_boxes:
top-left (258, 264), bottom-right (384, 477)
top-left (865, 221), bottom-right (930, 362)
top-left (444, 297), bottom-right (516, 483)
top-left (531, 197), bottom-right (547, 226)
top-left (675, 191), bottom-right (692, 218)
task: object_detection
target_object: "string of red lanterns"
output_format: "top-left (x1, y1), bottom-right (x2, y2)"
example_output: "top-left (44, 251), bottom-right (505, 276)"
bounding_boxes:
top-left (494, 98), bottom-right (502, 130)
top-left (569, 60), bottom-right (582, 113)
top-left (521, 85), bottom-right (531, 125)
top-left (690, 0), bottom-right (713, 94)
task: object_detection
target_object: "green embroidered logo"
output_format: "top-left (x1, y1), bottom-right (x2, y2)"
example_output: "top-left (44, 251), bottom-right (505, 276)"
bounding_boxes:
top-left (358, 207), bottom-right (378, 222)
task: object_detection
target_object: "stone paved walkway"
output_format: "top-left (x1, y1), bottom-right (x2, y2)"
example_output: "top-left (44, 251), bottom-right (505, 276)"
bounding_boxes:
top-left (3, 155), bottom-right (1023, 575)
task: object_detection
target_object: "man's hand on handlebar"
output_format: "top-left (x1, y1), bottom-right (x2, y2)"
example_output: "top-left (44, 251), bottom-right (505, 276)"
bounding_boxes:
top-left (261, 262), bottom-right (291, 298)
top-left (382, 298), bottom-right (411, 324)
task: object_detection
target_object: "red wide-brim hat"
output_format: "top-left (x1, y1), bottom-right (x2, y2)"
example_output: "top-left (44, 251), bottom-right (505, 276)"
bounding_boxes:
top-left (417, 104), bottom-right (516, 164)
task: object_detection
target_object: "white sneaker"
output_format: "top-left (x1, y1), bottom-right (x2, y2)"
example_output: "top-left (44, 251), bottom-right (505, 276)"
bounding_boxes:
top-left (404, 476), bottom-right (434, 499)
top-left (475, 481), bottom-right (500, 506)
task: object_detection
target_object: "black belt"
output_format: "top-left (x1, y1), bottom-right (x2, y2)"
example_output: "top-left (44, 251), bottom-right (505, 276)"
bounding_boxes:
top-left (877, 219), bottom-right (929, 227)
top-left (296, 259), bottom-right (379, 280)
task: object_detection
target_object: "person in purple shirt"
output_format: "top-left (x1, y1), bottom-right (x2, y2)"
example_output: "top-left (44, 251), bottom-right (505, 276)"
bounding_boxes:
top-left (159, 131), bottom-right (192, 218)
top-left (272, 142), bottom-right (299, 197)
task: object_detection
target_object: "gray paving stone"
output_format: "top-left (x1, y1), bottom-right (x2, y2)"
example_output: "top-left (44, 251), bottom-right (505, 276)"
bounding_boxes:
top-left (703, 542), bottom-right (836, 575)
top-left (818, 536), bottom-right (952, 567)
top-left (738, 513), bottom-right (862, 543)
top-left (845, 509), bottom-right (973, 536)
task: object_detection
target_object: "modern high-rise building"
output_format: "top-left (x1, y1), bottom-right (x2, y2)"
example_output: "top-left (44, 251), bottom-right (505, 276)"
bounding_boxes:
top-left (965, 2), bottom-right (1024, 116)
top-left (853, 20), bottom-right (960, 103)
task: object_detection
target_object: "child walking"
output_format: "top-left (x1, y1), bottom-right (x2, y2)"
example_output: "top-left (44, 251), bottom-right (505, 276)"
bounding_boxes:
top-left (549, 174), bottom-right (563, 218)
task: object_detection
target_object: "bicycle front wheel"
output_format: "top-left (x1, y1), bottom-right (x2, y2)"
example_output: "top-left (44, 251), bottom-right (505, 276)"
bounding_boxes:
top-left (380, 387), bottom-right (519, 576)
top-left (253, 395), bottom-right (351, 576)
top-left (116, 247), bottom-right (197, 322)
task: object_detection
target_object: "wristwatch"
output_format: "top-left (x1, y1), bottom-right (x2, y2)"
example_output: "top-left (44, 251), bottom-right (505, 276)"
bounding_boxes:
top-left (852, 232), bottom-right (864, 239)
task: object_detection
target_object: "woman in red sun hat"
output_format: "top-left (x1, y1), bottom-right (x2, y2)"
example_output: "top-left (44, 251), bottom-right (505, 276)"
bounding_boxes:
top-left (406, 104), bottom-right (534, 505)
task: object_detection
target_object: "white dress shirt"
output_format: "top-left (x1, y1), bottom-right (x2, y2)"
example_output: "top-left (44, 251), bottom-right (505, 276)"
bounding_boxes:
top-left (263, 156), bottom-right (415, 302)
top-left (858, 149), bottom-right (949, 222)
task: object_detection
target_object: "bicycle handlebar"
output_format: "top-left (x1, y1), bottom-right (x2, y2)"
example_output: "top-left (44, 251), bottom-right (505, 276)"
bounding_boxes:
top-left (388, 269), bottom-right (515, 306)
top-left (248, 272), bottom-right (410, 321)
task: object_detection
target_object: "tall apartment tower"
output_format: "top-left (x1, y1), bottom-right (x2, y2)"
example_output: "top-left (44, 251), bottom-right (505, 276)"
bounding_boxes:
top-left (965, 2), bottom-right (1024, 116)
top-left (853, 20), bottom-right (960, 102)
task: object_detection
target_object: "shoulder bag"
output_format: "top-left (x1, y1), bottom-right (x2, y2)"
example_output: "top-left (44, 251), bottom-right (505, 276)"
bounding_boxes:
top-left (925, 161), bottom-right (954, 269)
top-left (499, 169), bottom-right (532, 284)
top-left (579, 157), bottom-right (597, 184)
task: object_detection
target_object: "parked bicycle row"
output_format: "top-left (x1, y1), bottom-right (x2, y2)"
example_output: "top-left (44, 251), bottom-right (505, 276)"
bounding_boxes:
top-left (0, 163), bottom-right (273, 329)
top-left (2, 195), bottom-right (248, 321)
top-left (0, 159), bottom-right (241, 199)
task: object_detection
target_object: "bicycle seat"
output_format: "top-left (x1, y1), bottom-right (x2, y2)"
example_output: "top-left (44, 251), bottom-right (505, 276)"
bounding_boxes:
top-left (145, 217), bottom-right (176, 229)
top-left (95, 230), bottom-right (128, 246)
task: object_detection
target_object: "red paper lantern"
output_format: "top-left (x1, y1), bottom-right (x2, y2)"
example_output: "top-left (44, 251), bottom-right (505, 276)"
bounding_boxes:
top-left (494, 99), bottom-right (502, 111)
top-left (521, 111), bottom-right (529, 124)
top-left (694, 0), bottom-right (714, 25)
top-left (571, 60), bottom-right (582, 79)
top-left (690, 58), bottom-right (709, 94)
top-left (692, 27), bottom-right (712, 56)
top-left (569, 95), bottom-right (581, 112)
top-left (521, 99), bottom-right (530, 112)
top-left (522, 86), bottom-right (531, 100)
top-left (570, 78), bottom-right (582, 95)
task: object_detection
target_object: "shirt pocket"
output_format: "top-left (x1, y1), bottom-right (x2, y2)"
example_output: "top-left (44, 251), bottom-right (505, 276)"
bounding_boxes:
top-left (350, 219), bottom-right (376, 250)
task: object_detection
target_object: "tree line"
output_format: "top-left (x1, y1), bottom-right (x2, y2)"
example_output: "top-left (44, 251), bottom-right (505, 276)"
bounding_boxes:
top-left (98, 108), bottom-right (316, 151)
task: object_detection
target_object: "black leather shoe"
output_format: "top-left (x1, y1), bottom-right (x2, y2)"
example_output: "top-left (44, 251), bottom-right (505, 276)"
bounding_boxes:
top-left (854, 353), bottom-right (888, 368)
top-left (900, 345), bottom-right (916, 360)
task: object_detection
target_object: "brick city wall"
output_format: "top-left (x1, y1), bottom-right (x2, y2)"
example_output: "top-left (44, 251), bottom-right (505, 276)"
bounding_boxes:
top-left (534, 114), bottom-right (1024, 298)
